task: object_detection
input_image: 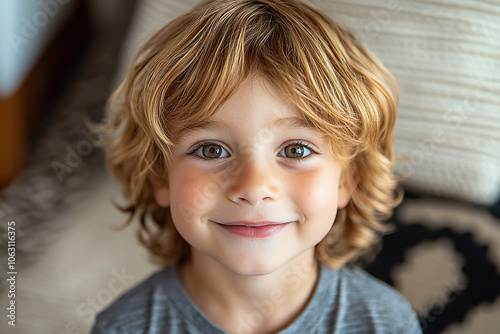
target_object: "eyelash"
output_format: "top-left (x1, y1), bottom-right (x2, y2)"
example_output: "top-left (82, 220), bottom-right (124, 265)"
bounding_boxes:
top-left (188, 140), bottom-right (318, 162)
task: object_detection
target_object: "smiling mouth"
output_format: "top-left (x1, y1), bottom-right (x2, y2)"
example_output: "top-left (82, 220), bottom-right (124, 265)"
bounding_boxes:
top-left (213, 221), bottom-right (292, 238)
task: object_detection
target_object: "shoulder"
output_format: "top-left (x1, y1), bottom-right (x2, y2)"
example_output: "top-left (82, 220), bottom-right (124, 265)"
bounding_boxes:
top-left (91, 267), bottom-right (173, 334)
top-left (339, 266), bottom-right (407, 306)
top-left (331, 266), bottom-right (422, 333)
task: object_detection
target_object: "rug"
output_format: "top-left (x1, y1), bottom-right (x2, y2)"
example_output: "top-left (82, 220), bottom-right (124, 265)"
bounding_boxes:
top-left (366, 193), bottom-right (500, 334)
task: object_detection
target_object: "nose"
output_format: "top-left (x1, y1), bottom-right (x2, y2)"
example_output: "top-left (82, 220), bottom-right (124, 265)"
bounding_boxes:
top-left (226, 159), bottom-right (281, 206)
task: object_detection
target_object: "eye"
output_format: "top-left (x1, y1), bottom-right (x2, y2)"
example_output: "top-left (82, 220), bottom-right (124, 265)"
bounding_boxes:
top-left (278, 141), bottom-right (316, 160)
top-left (190, 141), bottom-right (230, 159)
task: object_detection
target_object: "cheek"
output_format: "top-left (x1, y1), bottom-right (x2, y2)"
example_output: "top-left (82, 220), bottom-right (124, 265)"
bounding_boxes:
top-left (292, 169), bottom-right (340, 224)
top-left (169, 166), bottom-right (219, 228)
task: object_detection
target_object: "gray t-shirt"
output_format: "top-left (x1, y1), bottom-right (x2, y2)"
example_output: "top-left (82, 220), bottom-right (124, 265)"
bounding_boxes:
top-left (92, 264), bottom-right (422, 333)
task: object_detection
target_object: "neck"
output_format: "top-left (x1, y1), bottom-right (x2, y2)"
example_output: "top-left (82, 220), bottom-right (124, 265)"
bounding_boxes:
top-left (178, 248), bottom-right (319, 334)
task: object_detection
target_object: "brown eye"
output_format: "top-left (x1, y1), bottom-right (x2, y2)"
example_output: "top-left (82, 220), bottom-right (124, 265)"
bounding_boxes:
top-left (191, 142), bottom-right (230, 160)
top-left (278, 142), bottom-right (314, 159)
top-left (202, 144), bottom-right (223, 158)
top-left (284, 144), bottom-right (305, 158)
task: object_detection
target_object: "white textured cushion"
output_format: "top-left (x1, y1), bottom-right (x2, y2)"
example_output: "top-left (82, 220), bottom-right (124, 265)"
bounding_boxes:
top-left (116, 0), bottom-right (500, 205)
top-left (316, 0), bottom-right (500, 205)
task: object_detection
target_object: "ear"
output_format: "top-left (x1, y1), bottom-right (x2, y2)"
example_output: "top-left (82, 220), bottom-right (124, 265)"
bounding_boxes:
top-left (151, 175), bottom-right (170, 208)
top-left (337, 171), bottom-right (353, 209)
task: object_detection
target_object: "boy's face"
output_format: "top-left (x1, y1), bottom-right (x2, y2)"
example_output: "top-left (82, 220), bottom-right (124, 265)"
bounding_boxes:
top-left (153, 75), bottom-right (351, 276)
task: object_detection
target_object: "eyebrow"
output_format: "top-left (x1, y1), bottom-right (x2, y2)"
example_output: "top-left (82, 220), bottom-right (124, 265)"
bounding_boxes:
top-left (177, 116), bottom-right (315, 139)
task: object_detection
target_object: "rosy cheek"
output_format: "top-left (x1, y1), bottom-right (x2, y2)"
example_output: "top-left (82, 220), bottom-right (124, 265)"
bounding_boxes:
top-left (170, 166), bottom-right (221, 226)
top-left (169, 171), bottom-right (202, 221)
top-left (293, 170), bottom-right (339, 223)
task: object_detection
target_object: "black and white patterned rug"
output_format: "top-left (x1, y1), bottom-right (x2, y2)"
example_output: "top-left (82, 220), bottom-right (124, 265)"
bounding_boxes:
top-left (366, 193), bottom-right (500, 334)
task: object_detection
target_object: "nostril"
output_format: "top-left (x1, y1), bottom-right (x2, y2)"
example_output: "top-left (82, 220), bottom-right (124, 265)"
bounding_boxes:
top-left (226, 164), bottom-right (281, 205)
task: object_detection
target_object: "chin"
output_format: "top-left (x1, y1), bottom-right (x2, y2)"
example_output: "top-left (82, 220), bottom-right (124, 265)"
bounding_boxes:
top-left (227, 264), bottom-right (280, 277)
top-left (217, 253), bottom-right (293, 277)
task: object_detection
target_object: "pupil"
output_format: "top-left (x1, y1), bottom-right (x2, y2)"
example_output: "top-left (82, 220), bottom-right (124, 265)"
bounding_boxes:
top-left (287, 146), bottom-right (303, 157)
top-left (204, 145), bottom-right (221, 158)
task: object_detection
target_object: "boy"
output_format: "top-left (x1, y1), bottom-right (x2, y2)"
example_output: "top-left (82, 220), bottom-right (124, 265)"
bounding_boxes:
top-left (92, 0), bottom-right (422, 333)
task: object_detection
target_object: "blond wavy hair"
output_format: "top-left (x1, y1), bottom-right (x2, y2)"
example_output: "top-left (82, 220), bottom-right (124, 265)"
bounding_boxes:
top-left (95, 0), bottom-right (401, 269)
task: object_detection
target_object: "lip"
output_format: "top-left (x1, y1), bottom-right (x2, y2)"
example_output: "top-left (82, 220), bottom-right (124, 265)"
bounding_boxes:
top-left (213, 221), bottom-right (292, 238)
top-left (219, 221), bottom-right (289, 227)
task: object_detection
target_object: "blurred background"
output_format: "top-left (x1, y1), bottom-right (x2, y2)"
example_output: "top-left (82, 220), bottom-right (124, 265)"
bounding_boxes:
top-left (0, 0), bottom-right (499, 333)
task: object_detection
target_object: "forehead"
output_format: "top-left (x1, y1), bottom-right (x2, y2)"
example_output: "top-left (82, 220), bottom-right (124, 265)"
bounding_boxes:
top-left (178, 116), bottom-right (315, 138)
top-left (176, 76), bottom-right (319, 139)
